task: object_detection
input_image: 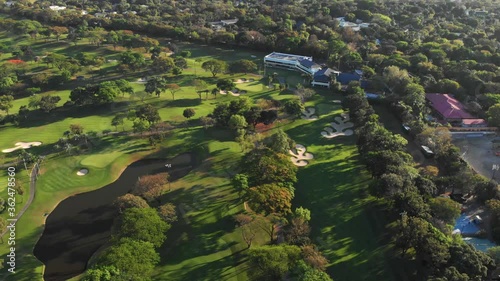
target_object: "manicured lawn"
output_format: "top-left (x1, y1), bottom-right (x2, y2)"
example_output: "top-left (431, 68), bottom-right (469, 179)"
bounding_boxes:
top-left (0, 29), bottom-right (397, 281)
top-left (0, 134), bottom-right (155, 281)
top-left (280, 94), bottom-right (397, 281)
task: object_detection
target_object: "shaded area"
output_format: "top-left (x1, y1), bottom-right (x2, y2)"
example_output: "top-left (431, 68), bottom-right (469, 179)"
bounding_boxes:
top-left (463, 237), bottom-right (497, 252)
top-left (33, 153), bottom-right (195, 281)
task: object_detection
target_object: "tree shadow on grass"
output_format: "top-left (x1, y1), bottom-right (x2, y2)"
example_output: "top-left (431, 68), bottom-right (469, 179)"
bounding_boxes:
top-left (165, 98), bottom-right (202, 108)
top-left (17, 102), bottom-right (130, 129)
top-left (0, 225), bottom-right (46, 281)
top-left (292, 156), bottom-right (394, 281)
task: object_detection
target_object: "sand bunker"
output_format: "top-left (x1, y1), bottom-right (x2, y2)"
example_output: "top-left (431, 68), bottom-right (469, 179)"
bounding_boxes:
top-left (219, 90), bottom-right (228, 95)
top-left (230, 91), bottom-right (240, 96)
top-left (301, 107), bottom-right (318, 120)
top-left (289, 144), bottom-right (314, 167)
top-left (2, 142), bottom-right (42, 153)
top-left (234, 78), bottom-right (247, 83)
top-left (332, 100), bottom-right (342, 104)
top-left (76, 168), bottom-right (89, 176)
top-left (321, 114), bottom-right (354, 138)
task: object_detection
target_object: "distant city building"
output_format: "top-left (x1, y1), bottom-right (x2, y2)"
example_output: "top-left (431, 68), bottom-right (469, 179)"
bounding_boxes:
top-left (335, 17), bottom-right (370, 32)
top-left (209, 19), bottom-right (239, 31)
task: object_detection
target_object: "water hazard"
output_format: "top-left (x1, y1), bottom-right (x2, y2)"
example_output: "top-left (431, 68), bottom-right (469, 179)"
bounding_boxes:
top-left (33, 154), bottom-right (194, 281)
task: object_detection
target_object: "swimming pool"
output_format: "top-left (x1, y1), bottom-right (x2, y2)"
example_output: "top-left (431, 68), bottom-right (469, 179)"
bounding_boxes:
top-left (454, 214), bottom-right (481, 236)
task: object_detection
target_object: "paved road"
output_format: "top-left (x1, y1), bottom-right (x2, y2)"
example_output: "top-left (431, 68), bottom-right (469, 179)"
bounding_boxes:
top-left (0, 163), bottom-right (38, 238)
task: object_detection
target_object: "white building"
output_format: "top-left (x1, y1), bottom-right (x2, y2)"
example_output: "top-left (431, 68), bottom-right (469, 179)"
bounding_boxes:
top-left (264, 52), bottom-right (339, 88)
top-left (49, 5), bottom-right (66, 11)
top-left (264, 52), bottom-right (321, 75)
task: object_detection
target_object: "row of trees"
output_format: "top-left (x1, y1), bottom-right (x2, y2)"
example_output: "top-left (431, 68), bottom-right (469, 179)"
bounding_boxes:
top-left (69, 79), bottom-right (133, 106)
top-left (342, 81), bottom-right (496, 280)
top-left (83, 173), bottom-right (177, 280)
top-left (229, 129), bottom-right (333, 280)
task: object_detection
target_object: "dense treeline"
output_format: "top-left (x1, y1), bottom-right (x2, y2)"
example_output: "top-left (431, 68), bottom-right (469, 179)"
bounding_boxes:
top-left (231, 134), bottom-right (334, 281)
top-left (2, 0), bottom-right (500, 125)
top-left (1, 0), bottom-right (500, 280)
top-left (342, 81), bottom-right (497, 280)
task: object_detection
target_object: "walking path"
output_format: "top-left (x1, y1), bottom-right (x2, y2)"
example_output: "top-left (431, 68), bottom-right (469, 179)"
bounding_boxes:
top-left (1, 162), bottom-right (39, 237)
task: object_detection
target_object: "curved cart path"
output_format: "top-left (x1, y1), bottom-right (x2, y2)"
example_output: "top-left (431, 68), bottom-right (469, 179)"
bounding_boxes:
top-left (0, 163), bottom-right (38, 237)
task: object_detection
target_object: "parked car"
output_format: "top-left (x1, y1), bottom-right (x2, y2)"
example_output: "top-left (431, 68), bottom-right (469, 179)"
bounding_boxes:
top-left (402, 124), bottom-right (411, 134)
top-left (420, 145), bottom-right (435, 158)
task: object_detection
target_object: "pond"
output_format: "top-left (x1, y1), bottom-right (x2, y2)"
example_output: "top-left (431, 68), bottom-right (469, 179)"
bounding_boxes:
top-left (33, 153), bottom-right (195, 281)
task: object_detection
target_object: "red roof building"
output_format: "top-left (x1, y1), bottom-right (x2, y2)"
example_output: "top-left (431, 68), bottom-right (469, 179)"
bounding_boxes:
top-left (425, 93), bottom-right (475, 121)
top-left (425, 93), bottom-right (487, 127)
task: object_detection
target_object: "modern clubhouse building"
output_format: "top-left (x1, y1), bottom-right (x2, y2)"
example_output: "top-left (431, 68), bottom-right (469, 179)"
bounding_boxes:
top-left (264, 52), bottom-right (340, 88)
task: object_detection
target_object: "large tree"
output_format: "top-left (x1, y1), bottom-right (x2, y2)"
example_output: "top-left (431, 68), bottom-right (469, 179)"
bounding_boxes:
top-left (229, 59), bottom-right (257, 74)
top-left (429, 197), bottom-right (461, 225)
top-left (247, 245), bottom-right (302, 280)
top-left (133, 173), bottom-right (168, 202)
top-left (113, 194), bottom-right (149, 213)
top-left (201, 59), bottom-right (227, 77)
top-left (145, 76), bottom-right (167, 97)
top-left (120, 51), bottom-right (146, 71)
top-left (216, 78), bottom-right (235, 91)
top-left (487, 104), bottom-right (500, 127)
top-left (82, 265), bottom-right (120, 281)
top-left (96, 238), bottom-right (159, 279)
top-left (113, 207), bottom-right (170, 248)
top-left (247, 183), bottom-right (294, 215)
top-left (136, 104), bottom-right (161, 125)
top-left (284, 98), bottom-right (304, 118)
top-left (293, 261), bottom-right (333, 281)
top-left (242, 147), bottom-right (298, 186)
top-left (0, 95), bottom-right (13, 114)
top-left (157, 203), bottom-right (177, 223)
top-left (267, 129), bottom-right (295, 154)
top-left (38, 95), bottom-right (61, 113)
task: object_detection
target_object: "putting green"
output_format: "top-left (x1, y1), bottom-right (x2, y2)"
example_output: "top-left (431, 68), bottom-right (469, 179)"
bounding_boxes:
top-left (80, 152), bottom-right (124, 168)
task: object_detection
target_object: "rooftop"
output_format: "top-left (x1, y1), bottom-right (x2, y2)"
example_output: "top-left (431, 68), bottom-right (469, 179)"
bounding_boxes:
top-left (313, 68), bottom-right (340, 82)
top-left (265, 52), bottom-right (313, 62)
top-left (299, 59), bottom-right (317, 68)
top-left (425, 93), bottom-right (475, 120)
top-left (462, 119), bottom-right (487, 125)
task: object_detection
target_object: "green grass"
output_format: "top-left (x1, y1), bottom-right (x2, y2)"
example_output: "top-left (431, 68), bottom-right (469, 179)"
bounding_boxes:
top-left (278, 94), bottom-right (397, 281)
top-left (0, 28), bottom-right (397, 281)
